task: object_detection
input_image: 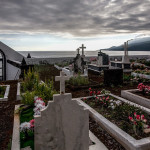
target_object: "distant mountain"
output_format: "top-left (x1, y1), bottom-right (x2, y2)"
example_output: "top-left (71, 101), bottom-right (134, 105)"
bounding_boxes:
top-left (107, 37), bottom-right (150, 51)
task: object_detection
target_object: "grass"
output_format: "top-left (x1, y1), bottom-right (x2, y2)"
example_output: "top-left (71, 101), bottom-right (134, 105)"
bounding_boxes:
top-left (67, 75), bottom-right (89, 86)
top-left (0, 86), bottom-right (6, 98)
top-left (20, 106), bottom-right (34, 150)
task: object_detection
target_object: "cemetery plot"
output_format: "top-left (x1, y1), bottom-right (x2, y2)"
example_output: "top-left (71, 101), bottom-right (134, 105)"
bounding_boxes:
top-left (76, 89), bottom-right (150, 150)
top-left (66, 75), bottom-right (99, 90)
top-left (0, 85), bottom-right (10, 101)
top-left (132, 69), bottom-right (150, 80)
top-left (121, 83), bottom-right (150, 109)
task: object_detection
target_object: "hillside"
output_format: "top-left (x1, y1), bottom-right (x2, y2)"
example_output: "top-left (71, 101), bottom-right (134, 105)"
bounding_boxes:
top-left (108, 37), bottom-right (150, 51)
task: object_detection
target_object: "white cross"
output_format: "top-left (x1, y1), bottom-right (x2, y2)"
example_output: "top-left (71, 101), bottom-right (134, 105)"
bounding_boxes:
top-left (76, 48), bottom-right (80, 54)
top-left (80, 44), bottom-right (86, 55)
top-left (55, 71), bottom-right (70, 94)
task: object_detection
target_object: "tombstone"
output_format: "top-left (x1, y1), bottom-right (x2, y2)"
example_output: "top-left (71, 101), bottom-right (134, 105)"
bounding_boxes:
top-left (80, 44), bottom-right (86, 58)
top-left (104, 69), bottom-right (123, 85)
top-left (34, 71), bottom-right (89, 150)
top-left (97, 50), bottom-right (109, 66)
top-left (73, 53), bottom-right (86, 74)
top-left (122, 42), bottom-right (130, 63)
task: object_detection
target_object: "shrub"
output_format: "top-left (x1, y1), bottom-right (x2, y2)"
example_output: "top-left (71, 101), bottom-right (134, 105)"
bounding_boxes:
top-left (0, 86), bottom-right (6, 98)
top-left (68, 75), bottom-right (89, 86)
top-left (21, 91), bottom-right (36, 106)
top-left (22, 69), bottom-right (39, 92)
top-left (34, 80), bottom-right (57, 102)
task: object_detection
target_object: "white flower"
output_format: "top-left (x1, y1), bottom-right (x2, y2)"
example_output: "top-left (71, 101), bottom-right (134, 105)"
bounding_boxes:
top-left (111, 105), bottom-right (115, 109)
top-left (20, 122), bottom-right (30, 132)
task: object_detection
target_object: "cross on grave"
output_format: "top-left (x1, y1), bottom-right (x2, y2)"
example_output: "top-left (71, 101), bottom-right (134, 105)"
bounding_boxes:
top-left (76, 48), bottom-right (80, 55)
top-left (80, 44), bottom-right (86, 56)
top-left (55, 71), bottom-right (70, 94)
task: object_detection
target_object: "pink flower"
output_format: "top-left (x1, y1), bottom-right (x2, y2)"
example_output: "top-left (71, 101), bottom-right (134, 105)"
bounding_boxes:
top-left (141, 115), bottom-right (145, 120)
top-left (136, 115), bottom-right (140, 120)
top-left (90, 91), bottom-right (93, 96)
top-left (97, 91), bottom-right (101, 95)
top-left (30, 119), bottom-right (34, 128)
top-left (89, 88), bottom-right (92, 91)
top-left (134, 112), bottom-right (137, 117)
top-left (129, 116), bottom-right (133, 122)
top-left (83, 97), bottom-right (87, 101)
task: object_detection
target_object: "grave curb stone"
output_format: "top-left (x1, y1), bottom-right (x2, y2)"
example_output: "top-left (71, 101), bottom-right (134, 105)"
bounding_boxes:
top-left (121, 89), bottom-right (150, 109)
top-left (74, 94), bottom-right (150, 150)
top-left (0, 85), bottom-right (10, 101)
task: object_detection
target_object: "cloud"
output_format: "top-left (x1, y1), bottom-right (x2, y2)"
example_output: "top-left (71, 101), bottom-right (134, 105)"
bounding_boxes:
top-left (0, 0), bottom-right (150, 37)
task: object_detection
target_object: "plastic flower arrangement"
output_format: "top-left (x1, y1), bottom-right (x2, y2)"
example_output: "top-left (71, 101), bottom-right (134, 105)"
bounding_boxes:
top-left (129, 112), bottom-right (149, 134)
top-left (34, 97), bottom-right (46, 116)
top-left (20, 122), bottom-right (31, 132)
top-left (89, 88), bottom-right (101, 97)
top-left (137, 83), bottom-right (150, 95)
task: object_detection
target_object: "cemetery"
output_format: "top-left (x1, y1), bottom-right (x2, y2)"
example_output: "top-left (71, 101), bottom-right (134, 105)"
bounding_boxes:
top-left (1, 43), bottom-right (150, 150)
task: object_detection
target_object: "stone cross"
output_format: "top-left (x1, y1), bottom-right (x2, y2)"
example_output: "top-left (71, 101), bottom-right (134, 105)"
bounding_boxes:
top-left (80, 44), bottom-right (86, 56)
top-left (55, 71), bottom-right (70, 94)
top-left (76, 48), bottom-right (80, 55)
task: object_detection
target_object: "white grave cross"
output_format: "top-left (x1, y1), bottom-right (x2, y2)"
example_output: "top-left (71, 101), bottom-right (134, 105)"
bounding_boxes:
top-left (55, 71), bottom-right (70, 94)
top-left (80, 44), bottom-right (86, 55)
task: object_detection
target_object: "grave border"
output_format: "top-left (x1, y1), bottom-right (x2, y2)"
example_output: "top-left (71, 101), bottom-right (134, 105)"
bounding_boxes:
top-left (75, 94), bottom-right (150, 150)
top-left (0, 85), bottom-right (10, 101)
top-left (121, 89), bottom-right (150, 109)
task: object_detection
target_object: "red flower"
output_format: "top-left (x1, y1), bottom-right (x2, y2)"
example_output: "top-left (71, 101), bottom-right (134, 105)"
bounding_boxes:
top-left (89, 88), bottom-right (92, 91)
top-left (30, 119), bottom-right (34, 128)
top-left (141, 115), bottom-right (145, 120)
top-left (90, 91), bottom-right (93, 96)
top-left (97, 91), bottom-right (101, 95)
top-left (136, 115), bottom-right (140, 120)
top-left (134, 112), bottom-right (137, 117)
top-left (129, 116), bottom-right (133, 122)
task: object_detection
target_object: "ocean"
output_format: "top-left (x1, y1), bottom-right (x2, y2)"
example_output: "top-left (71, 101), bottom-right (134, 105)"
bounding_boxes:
top-left (18, 50), bottom-right (150, 58)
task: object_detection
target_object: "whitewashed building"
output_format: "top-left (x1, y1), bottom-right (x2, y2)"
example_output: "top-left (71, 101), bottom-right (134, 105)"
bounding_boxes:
top-left (0, 41), bottom-right (24, 81)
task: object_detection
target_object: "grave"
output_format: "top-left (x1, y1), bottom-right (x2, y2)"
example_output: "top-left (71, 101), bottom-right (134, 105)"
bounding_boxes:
top-left (104, 69), bottom-right (123, 85)
top-left (110, 42), bottom-right (132, 73)
top-left (34, 71), bottom-right (89, 150)
top-left (88, 50), bottom-right (109, 73)
top-left (73, 47), bottom-right (87, 74)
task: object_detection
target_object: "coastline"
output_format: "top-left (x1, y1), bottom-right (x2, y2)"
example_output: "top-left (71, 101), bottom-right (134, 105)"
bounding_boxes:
top-left (25, 55), bottom-right (150, 65)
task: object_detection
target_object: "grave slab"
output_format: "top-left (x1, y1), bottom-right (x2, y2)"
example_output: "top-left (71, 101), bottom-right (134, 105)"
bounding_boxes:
top-left (121, 89), bottom-right (150, 109)
top-left (75, 94), bottom-right (150, 150)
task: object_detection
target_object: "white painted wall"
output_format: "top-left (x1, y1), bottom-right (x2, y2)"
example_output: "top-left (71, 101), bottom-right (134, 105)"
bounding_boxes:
top-left (6, 63), bottom-right (21, 80)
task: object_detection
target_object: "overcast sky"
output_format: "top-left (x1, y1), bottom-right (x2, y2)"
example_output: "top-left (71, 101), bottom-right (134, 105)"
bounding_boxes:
top-left (0, 0), bottom-right (150, 51)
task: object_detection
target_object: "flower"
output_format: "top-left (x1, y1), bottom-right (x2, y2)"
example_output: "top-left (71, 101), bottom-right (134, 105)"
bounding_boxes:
top-left (89, 88), bottom-right (92, 91)
top-left (20, 122), bottom-right (30, 132)
top-left (136, 115), bottom-right (140, 121)
top-left (30, 119), bottom-right (34, 128)
top-left (129, 116), bottom-right (133, 122)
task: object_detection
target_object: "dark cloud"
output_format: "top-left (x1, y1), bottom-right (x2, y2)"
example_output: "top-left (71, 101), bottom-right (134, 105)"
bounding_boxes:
top-left (0, 0), bottom-right (150, 36)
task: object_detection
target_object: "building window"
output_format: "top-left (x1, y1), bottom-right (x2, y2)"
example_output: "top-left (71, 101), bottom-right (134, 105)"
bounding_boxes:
top-left (0, 50), bottom-right (6, 81)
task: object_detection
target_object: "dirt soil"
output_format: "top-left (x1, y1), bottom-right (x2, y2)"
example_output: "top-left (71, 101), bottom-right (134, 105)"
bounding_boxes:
top-left (0, 80), bottom-right (20, 150)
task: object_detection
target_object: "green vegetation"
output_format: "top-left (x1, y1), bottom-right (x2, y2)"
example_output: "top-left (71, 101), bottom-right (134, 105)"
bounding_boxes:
top-left (0, 86), bottom-right (6, 98)
top-left (21, 69), bottom-right (57, 106)
top-left (22, 68), bottom-right (39, 92)
top-left (67, 75), bottom-right (89, 86)
top-left (20, 106), bottom-right (34, 150)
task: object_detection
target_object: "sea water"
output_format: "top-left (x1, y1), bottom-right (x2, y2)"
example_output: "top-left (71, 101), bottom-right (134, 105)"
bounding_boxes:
top-left (18, 50), bottom-right (150, 58)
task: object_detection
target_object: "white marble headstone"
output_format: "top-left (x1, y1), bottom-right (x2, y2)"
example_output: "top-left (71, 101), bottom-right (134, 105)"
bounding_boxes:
top-left (34, 93), bottom-right (89, 150)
